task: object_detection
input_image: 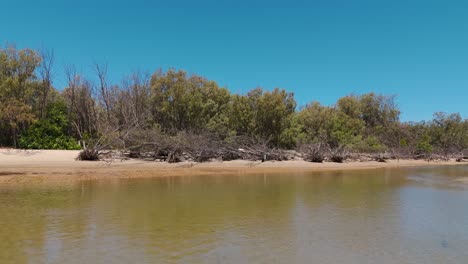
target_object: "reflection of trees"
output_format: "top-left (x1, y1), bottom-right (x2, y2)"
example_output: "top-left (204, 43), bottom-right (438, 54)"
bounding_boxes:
top-left (92, 175), bottom-right (299, 260)
top-left (0, 167), bottom-right (439, 263)
top-left (288, 168), bottom-right (412, 262)
top-left (0, 175), bottom-right (299, 262)
top-left (298, 169), bottom-right (407, 208)
top-left (0, 185), bottom-right (90, 263)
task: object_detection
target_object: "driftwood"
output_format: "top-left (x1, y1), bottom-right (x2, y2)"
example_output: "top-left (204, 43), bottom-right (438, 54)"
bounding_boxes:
top-left (328, 146), bottom-right (350, 163)
top-left (77, 148), bottom-right (99, 161)
top-left (121, 133), bottom-right (291, 163)
top-left (215, 136), bottom-right (289, 162)
top-left (78, 127), bottom-right (468, 164)
top-left (299, 144), bottom-right (352, 163)
top-left (300, 143), bottom-right (326, 163)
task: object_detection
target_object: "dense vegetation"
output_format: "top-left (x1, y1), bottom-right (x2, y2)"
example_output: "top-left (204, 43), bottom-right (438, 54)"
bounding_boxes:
top-left (1, 46), bottom-right (467, 161)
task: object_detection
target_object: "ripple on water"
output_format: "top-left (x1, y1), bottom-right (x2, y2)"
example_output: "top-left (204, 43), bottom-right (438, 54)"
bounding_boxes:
top-left (0, 166), bottom-right (467, 263)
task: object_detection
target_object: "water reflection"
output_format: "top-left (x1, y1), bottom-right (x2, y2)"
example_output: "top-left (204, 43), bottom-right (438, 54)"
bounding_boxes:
top-left (0, 166), bottom-right (467, 263)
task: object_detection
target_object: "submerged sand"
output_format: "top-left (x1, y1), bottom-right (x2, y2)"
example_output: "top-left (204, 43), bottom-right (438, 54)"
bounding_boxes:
top-left (0, 149), bottom-right (465, 184)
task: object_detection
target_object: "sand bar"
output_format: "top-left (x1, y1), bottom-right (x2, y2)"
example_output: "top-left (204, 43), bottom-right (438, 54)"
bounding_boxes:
top-left (0, 149), bottom-right (465, 184)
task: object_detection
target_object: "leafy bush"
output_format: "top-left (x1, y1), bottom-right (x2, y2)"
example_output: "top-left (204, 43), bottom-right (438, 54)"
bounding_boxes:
top-left (355, 136), bottom-right (386, 153)
top-left (416, 135), bottom-right (433, 155)
top-left (19, 129), bottom-right (80, 150)
top-left (18, 101), bottom-right (80, 150)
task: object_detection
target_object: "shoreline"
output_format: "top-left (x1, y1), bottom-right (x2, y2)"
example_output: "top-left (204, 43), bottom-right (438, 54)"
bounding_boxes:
top-left (0, 149), bottom-right (466, 184)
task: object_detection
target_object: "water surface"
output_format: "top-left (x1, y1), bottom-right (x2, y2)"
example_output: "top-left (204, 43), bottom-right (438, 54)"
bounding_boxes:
top-left (1, 166), bottom-right (467, 263)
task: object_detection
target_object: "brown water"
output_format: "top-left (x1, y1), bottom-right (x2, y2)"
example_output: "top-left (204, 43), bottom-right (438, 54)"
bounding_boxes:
top-left (1, 166), bottom-right (467, 264)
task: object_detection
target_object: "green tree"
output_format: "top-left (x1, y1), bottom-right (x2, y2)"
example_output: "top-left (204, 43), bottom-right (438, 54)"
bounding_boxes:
top-left (150, 69), bottom-right (231, 132)
top-left (0, 46), bottom-right (42, 146)
top-left (297, 102), bottom-right (364, 149)
top-left (429, 112), bottom-right (467, 154)
top-left (19, 100), bottom-right (80, 150)
top-left (227, 87), bottom-right (296, 147)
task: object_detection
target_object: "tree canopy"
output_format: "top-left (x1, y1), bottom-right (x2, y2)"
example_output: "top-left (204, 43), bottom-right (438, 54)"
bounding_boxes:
top-left (0, 45), bottom-right (466, 158)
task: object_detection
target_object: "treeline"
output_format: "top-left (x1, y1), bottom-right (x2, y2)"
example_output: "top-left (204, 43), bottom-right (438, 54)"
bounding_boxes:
top-left (1, 46), bottom-right (467, 161)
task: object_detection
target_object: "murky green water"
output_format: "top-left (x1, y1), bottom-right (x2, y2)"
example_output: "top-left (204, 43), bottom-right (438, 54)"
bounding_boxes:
top-left (1, 166), bottom-right (467, 264)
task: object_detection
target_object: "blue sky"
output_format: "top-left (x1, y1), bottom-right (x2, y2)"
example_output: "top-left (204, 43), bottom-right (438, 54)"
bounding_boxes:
top-left (1, 0), bottom-right (467, 121)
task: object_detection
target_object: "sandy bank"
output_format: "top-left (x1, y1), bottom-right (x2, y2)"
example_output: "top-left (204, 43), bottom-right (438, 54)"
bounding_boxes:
top-left (0, 149), bottom-right (466, 184)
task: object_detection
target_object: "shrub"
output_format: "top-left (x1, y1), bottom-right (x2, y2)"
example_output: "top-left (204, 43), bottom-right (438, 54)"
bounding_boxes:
top-left (416, 135), bottom-right (433, 155)
top-left (19, 120), bottom-right (80, 150)
top-left (77, 149), bottom-right (100, 161)
top-left (329, 147), bottom-right (348, 163)
top-left (330, 154), bottom-right (344, 163)
top-left (301, 144), bottom-right (326, 163)
top-left (18, 101), bottom-right (80, 150)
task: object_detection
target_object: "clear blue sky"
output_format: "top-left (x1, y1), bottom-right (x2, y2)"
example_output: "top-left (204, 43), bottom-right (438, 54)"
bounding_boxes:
top-left (1, 0), bottom-right (467, 121)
